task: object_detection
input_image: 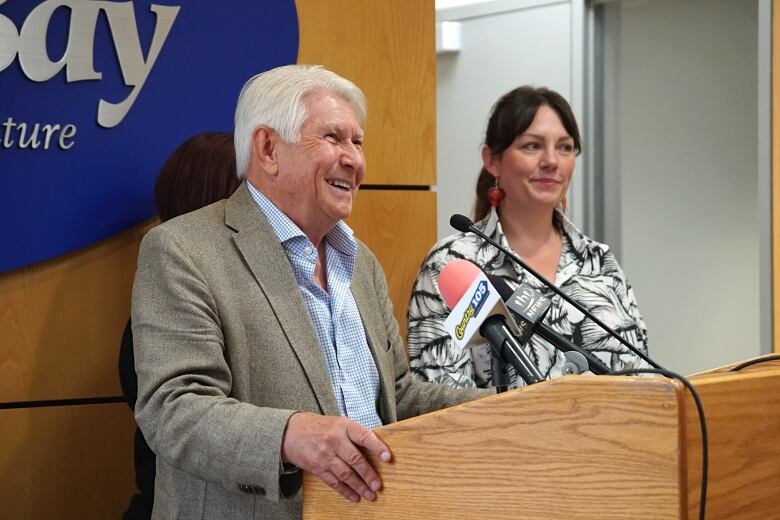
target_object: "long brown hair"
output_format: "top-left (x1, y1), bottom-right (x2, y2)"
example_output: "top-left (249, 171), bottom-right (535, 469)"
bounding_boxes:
top-left (154, 132), bottom-right (240, 222)
top-left (473, 86), bottom-right (581, 222)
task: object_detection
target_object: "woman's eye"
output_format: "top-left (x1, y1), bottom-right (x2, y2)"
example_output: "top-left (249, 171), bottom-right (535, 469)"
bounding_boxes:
top-left (522, 142), bottom-right (540, 151)
top-left (352, 139), bottom-right (363, 148)
top-left (559, 143), bottom-right (574, 153)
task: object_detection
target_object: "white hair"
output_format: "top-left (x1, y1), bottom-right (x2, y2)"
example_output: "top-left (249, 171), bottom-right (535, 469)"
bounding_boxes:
top-left (233, 64), bottom-right (367, 179)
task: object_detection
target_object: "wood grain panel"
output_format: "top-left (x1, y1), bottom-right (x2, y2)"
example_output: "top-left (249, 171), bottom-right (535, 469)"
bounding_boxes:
top-left (304, 376), bottom-right (686, 519)
top-left (347, 190), bottom-right (436, 342)
top-left (685, 366), bottom-right (780, 519)
top-left (0, 221), bottom-right (154, 403)
top-left (774, 0), bottom-right (780, 354)
top-left (297, 0), bottom-right (436, 186)
top-left (0, 403), bottom-right (136, 519)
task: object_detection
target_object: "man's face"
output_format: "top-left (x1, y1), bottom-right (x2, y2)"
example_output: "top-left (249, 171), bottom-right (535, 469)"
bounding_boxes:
top-left (273, 91), bottom-right (365, 241)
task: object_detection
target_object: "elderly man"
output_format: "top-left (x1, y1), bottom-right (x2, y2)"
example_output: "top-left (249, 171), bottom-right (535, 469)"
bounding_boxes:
top-left (131, 64), bottom-right (490, 519)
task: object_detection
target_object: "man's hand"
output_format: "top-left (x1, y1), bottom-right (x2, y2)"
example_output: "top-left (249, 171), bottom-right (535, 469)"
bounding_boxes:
top-left (281, 412), bottom-right (391, 502)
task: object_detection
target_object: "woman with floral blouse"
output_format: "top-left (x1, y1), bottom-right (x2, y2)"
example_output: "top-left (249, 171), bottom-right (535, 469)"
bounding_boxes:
top-left (407, 86), bottom-right (649, 388)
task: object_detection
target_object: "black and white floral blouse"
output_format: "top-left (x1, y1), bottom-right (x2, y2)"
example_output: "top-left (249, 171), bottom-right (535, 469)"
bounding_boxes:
top-left (407, 207), bottom-right (650, 388)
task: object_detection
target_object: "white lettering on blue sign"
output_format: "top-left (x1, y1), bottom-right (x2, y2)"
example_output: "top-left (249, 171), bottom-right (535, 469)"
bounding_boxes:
top-left (1, 117), bottom-right (77, 150)
top-left (0, 0), bottom-right (180, 128)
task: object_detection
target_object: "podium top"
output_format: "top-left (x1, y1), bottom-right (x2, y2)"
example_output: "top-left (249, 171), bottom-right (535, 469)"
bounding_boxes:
top-left (304, 375), bottom-right (688, 519)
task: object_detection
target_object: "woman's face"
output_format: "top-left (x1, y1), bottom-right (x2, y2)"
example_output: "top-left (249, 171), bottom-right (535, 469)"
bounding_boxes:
top-left (483, 104), bottom-right (576, 213)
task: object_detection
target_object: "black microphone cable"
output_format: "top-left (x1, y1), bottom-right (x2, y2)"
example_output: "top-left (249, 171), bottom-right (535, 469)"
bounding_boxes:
top-left (450, 213), bottom-right (662, 370)
top-left (729, 354), bottom-right (780, 372)
top-left (610, 368), bottom-right (708, 520)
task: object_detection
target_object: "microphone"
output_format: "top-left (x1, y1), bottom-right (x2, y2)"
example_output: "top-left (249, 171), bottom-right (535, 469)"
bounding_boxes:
top-left (449, 213), bottom-right (662, 370)
top-left (485, 273), bottom-right (612, 375)
top-left (438, 259), bottom-right (544, 386)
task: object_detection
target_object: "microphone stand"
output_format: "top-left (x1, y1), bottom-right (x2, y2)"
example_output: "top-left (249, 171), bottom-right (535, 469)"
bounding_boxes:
top-left (450, 214), bottom-right (663, 370)
top-left (485, 272), bottom-right (612, 375)
top-left (491, 353), bottom-right (509, 393)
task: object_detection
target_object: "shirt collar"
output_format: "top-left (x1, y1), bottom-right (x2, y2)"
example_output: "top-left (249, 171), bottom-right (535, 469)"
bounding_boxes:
top-left (246, 181), bottom-right (356, 257)
top-left (474, 206), bottom-right (609, 285)
top-left (478, 206), bottom-right (604, 254)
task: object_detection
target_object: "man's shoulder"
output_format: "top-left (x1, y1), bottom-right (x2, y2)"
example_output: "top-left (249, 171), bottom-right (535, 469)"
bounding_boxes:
top-left (140, 199), bottom-right (233, 262)
top-left (353, 236), bottom-right (374, 259)
top-left (147, 199), bottom-right (229, 240)
top-left (353, 237), bottom-right (379, 276)
top-left (166, 199), bottom-right (229, 232)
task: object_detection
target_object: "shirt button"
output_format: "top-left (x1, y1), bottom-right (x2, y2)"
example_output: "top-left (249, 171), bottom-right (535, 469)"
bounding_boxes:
top-left (304, 246), bottom-right (314, 255)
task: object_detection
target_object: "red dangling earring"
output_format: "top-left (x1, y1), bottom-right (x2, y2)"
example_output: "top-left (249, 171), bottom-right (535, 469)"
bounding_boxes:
top-left (487, 177), bottom-right (505, 207)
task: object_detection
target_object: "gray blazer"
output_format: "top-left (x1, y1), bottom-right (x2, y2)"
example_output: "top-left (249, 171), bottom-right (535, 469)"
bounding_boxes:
top-left (132, 183), bottom-right (488, 519)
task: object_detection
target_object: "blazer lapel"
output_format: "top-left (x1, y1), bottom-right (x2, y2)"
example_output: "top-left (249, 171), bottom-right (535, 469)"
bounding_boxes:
top-left (225, 183), bottom-right (339, 416)
top-left (351, 264), bottom-right (396, 424)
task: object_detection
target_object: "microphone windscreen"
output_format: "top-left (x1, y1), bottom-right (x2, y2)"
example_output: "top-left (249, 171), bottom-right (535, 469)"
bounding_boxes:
top-left (449, 214), bottom-right (473, 232)
top-left (438, 259), bottom-right (481, 309)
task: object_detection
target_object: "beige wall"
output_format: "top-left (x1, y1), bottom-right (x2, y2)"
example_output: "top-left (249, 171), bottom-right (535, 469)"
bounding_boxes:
top-left (774, 0), bottom-right (780, 354)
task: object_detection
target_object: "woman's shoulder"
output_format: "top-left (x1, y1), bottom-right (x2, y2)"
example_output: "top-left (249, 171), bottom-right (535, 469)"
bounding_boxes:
top-left (558, 214), bottom-right (632, 282)
top-left (419, 230), bottom-right (481, 270)
top-left (559, 213), bottom-right (611, 257)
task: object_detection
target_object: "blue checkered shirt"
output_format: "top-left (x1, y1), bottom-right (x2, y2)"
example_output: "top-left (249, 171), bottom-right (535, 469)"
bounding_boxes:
top-left (248, 183), bottom-right (382, 429)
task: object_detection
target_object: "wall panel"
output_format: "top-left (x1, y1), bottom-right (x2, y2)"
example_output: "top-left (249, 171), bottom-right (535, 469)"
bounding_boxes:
top-left (0, 404), bottom-right (135, 519)
top-left (348, 190), bottom-right (437, 341)
top-left (773, 0), bottom-right (780, 354)
top-left (297, 0), bottom-right (436, 186)
top-left (0, 221), bottom-right (153, 403)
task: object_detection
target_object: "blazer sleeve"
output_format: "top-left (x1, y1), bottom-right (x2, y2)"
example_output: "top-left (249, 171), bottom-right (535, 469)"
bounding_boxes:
top-left (132, 225), bottom-right (297, 502)
top-left (366, 250), bottom-right (493, 420)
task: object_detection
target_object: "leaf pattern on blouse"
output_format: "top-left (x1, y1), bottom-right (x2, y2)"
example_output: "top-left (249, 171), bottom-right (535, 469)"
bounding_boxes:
top-left (407, 207), bottom-right (650, 388)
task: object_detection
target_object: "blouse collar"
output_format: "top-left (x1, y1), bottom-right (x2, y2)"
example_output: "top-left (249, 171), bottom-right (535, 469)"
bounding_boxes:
top-left (473, 206), bottom-right (610, 288)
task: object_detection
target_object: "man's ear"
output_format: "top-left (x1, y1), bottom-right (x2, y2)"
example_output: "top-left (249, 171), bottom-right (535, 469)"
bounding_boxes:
top-left (481, 145), bottom-right (499, 178)
top-left (251, 126), bottom-right (279, 176)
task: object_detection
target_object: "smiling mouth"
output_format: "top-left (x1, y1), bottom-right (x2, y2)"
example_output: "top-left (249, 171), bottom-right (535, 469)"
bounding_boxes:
top-left (326, 179), bottom-right (352, 192)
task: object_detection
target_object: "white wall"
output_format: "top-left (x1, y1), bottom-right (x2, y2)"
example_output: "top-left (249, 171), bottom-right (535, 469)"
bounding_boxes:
top-left (436, 0), bottom-right (766, 375)
top-left (604, 0), bottom-right (760, 374)
top-left (436, 0), bottom-right (581, 238)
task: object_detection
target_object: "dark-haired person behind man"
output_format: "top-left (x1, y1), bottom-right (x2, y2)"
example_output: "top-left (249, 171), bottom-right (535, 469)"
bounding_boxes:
top-left (119, 131), bottom-right (240, 519)
top-left (131, 64), bottom-right (491, 519)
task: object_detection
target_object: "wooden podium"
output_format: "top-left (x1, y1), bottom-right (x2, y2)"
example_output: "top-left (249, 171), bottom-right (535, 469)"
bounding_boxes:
top-left (302, 357), bottom-right (780, 519)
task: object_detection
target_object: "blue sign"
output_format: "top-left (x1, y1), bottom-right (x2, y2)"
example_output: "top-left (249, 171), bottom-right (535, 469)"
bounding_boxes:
top-left (0, 1), bottom-right (299, 272)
